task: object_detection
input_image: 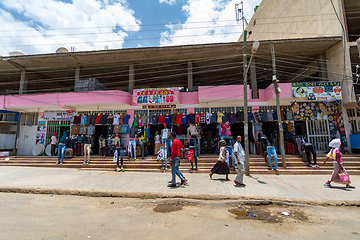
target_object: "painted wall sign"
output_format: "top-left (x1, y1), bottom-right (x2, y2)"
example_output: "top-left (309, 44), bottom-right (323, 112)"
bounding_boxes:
top-left (137, 88), bottom-right (175, 104)
top-left (40, 111), bottom-right (76, 121)
top-left (142, 105), bottom-right (176, 109)
top-left (292, 82), bottom-right (342, 101)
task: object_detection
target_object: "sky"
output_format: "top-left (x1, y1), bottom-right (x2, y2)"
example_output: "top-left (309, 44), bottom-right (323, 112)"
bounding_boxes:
top-left (0, 0), bottom-right (262, 56)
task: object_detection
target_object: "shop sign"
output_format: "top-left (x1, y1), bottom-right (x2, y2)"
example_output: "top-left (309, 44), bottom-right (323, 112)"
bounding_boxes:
top-left (36, 120), bottom-right (47, 145)
top-left (40, 111), bottom-right (76, 121)
top-left (137, 88), bottom-right (175, 104)
top-left (142, 105), bottom-right (176, 109)
top-left (292, 82), bottom-right (341, 101)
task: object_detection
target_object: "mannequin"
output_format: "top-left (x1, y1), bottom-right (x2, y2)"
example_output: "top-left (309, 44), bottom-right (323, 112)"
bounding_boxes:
top-left (83, 135), bottom-right (92, 164)
top-left (132, 114), bottom-right (139, 128)
top-left (187, 123), bottom-right (198, 170)
top-left (98, 135), bottom-right (106, 158)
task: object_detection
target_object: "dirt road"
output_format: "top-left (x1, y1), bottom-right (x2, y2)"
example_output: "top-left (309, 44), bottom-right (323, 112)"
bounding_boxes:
top-left (1, 193), bottom-right (359, 239)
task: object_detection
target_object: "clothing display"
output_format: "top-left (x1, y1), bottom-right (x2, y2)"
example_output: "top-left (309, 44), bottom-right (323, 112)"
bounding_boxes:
top-left (95, 114), bottom-right (102, 124)
top-left (217, 112), bottom-right (224, 123)
top-left (176, 113), bottom-right (183, 125)
top-left (106, 115), bottom-right (113, 125)
top-left (113, 125), bottom-right (122, 134)
top-left (123, 114), bottom-right (130, 124)
top-left (86, 115), bottom-right (92, 125)
top-left (151, 115), bottom-right (158, 125)
top-left (87, 125), bottom-right (95, 135)
top-left (73, 115), bottom-right (81, 125)
top-left (119, 113), bottom-right (125, 125)
top-left (195, 113), bottom-right (201, 124)
top-left (71, 125), bottom-right (80, 135)
top-left (200, 113), bottom-right (206, 124)
top-left (171, 114), bottom-right (176, 125)
top-left (90, 115), bottom-right (97, 125)
top-left (80, 115), bottom-right (87, 125)
top-left (236, 111), bottom-right (244, 122)
top-left (132, 117), bottom-right (139, 128)
top-left (187, 113), bottom-right (195, 124)
top-left (130, 127), bottom-right (137, 138)
top-left (165, 114), bottom-right (171, 126)
top-left (182, 114), bottom-right (188, 124)
top-left (141, 115), bottom-right (148, 125)
top-left (158, 114), bottom-right (165, 124)
top-left (122, 124), bottom-right (130, 134)
top-left (79, 126), bottom-right (87, 135)
top-left (210, 112), bottom-right (217, 123)
top-left (113, 114), bottom-right (120, 125)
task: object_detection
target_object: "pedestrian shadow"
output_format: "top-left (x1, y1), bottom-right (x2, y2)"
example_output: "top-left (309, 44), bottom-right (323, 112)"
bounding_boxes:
top-left (325, 186), bottom-right (353, 191)
top-left (249, 175), bottom-right (267, 184)
top-left (210, 178), bottom-right (231, 183)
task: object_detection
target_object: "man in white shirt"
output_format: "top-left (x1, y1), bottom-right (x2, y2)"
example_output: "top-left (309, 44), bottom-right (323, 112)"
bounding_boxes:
top-left (233, 135), bottom-right (246, 187)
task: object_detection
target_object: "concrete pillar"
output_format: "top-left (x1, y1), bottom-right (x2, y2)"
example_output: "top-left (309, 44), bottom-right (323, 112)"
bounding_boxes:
top-left (187, 61), bottom-right (193, 92)
top-left (129, 64), bottom-right (135, 94)
top-left (342, 105), bottom-right (352, 154)
top-left (250, 58), bottom-right (258, 99)
top-left (19, 70), bottom-right (27, 94)
top-left (75, 67), bottom-right (80, 82)
top-left (318, 54), bottom-right (327, 81)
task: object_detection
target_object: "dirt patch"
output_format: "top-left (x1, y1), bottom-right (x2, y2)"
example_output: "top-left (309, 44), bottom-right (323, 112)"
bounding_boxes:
top-left (154, 203), bottom-right (183, 213)
top-left (228, 205), bottom-right (309, 223)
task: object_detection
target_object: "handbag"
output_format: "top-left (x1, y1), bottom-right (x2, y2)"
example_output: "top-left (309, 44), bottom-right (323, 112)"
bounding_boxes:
top-left (338, 172), bottom-right (351, 185)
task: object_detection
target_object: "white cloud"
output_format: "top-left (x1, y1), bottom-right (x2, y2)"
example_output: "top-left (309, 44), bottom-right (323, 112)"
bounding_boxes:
top-left (159, 0), bottom-right (179, 5)
top-left (160, 0), bottom-right (262, 46)
top-left (0, 0), bottom-right (141, 56)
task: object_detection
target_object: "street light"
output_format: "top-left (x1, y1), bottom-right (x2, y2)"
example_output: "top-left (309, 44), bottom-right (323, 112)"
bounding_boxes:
top-left (243, 30), bottom-right (259, 176)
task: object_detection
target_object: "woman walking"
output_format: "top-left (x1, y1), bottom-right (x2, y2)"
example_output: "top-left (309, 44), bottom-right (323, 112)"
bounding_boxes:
top-left (209, 140), bottom-right (230, 181)
top-left (322, 138), bottom-right (355, 188)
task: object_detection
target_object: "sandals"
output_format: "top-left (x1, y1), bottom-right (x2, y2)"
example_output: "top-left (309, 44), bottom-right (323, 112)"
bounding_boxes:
top-left (346, 185), bottom-right (355, 189)
top-left (167, 183), bottom-right (176, 188)
top-left (324, 182), bottom-right (333, 188)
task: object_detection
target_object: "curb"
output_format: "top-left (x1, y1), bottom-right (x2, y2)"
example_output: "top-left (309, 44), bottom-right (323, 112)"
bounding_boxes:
top-left (1, 186), bottom-right (359, 207)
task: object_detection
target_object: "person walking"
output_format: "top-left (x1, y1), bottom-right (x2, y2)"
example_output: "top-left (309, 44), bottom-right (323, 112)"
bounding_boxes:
top-left (233, 136), bottom-right (246, 187)
top-left (322, 138), bottom-right (355, 188)
top-left (209, 140), bottom-right (230, 181)
top-left (167, 132), bottom-right (188, 188)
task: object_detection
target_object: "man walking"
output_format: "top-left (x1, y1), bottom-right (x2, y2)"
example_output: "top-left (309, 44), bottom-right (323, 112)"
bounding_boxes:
top-left (233, 135), bottom-right (246, 187)
top-left (168, 132), bottom-right (188, 187)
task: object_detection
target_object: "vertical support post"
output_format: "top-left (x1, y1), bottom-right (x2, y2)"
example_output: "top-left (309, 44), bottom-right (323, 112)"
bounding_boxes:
top-left (74, 67), bottom-right (80, 92)
top-left (129, 64), bottom-right (135, 94)
top-left (187, 61), bottom-right (193, 92)
top-left (250, 58), bottom-right (258, 99)
top-left (318, 54), bottom-right (327, 81)
top-left (243, 30), bottom-right (250, 176)
top-left (270, 41), bottom-right (286, 169)
top-left (19, 70), bottom-right (27, 94)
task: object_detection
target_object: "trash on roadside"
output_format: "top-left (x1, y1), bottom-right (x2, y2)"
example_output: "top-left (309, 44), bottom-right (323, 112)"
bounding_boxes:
top-left (281, 212), bottom-right (289, 216)
top-left (246, 212), bottom-right (258, 218)
top-left (5, 157), bottom-right (10, 161)
top-left (152, 200), bottom-right (156, 203)
top-left (49, 195), bottom-right (53, 197)
top-left (111, 202), bottom-right (114, 204)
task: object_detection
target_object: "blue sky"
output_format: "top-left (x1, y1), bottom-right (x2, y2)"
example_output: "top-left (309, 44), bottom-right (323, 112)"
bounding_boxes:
top-left (0, 0), bottom-right (262, 56)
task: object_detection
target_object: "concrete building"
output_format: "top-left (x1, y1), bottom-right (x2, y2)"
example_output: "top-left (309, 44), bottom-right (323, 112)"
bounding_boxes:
top-left (0, 0), bottom-right (358, 156)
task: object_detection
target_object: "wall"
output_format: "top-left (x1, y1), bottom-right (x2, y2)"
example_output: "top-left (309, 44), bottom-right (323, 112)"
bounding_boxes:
top-left (240, 0), bottom-right (343, 42)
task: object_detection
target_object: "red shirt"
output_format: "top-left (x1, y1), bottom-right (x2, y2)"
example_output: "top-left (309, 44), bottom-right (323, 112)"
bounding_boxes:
top-left (96, 114), bottom-right (103, 124)
top-left (195, 113), bottom-right (201, 124)
top-left (158, 114), bottom-right (165, 124)
top-left (171, 139), bottom-right (184, 159)
top-left (176, 113), bottom-right (183, 125)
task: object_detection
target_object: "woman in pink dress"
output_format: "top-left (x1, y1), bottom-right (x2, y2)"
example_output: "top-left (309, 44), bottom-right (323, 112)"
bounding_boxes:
top-left (322, 138), bottom-right (355, 188)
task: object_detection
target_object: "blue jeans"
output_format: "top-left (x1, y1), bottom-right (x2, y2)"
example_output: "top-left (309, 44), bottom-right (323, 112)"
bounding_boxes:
top-left (162, 138), bottom-right (172, 158)
top-left (267, 146), bottom-right (278, 169)
top-left (116, 147), bottom-right (124, 168)
top-left (57, 145), bottom-right (66, 163)
top-left (122, 124), bottom-right (130, 134)
top-left (129, 139), bottom-right (136, 159)
top-left (189, 138), bottom-right (198, 169)
top-left (171, 157), bottom-right (184, 185)
top-left (160, 146), bottom-right (167, 169)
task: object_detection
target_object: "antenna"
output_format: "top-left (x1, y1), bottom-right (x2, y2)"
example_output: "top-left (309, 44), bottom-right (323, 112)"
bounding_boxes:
top-left (70, 46), bottom-right (76, 52)
top-left (235, 1), bottom-right (248, 31)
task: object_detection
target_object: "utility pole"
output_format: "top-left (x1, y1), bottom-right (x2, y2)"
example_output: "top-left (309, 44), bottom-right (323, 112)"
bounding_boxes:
top-left (243, 30), bottom-right (250, 176)
top-left (270, 41), bottom-right (286, 169)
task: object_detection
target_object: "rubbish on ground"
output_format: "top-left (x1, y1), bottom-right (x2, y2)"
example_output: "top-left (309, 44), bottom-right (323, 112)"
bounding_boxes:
top-left (281, 212), bottom-right (289, 216)
top-left (5, 157), bottom-right (10, 161)
top-left (111, 202), bottom-right (114, 204)
top-left (246, 212), bottom-right (258, 218)
top-left (49, 195), bottom-right (53, 197)
top-left (152, 200), bottom-right (156, 203)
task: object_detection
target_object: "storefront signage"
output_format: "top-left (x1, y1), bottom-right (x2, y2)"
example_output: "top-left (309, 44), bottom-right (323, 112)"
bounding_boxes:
top-left (142, 105), bottom-right (176, 109)
top-left (137, 88), bottom-right (175, 104)
top-left (41, 111), bottom-right (76, 121)
top-left (292, 82), bottom-right (341, 101)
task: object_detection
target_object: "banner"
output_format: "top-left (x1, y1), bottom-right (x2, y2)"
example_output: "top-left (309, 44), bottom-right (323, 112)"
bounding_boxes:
top-left (137, 88), bottom-right (175, 104)
top-left (40, 111), bottom-right (76, 121)
top-left (36, 120), bottom-right (47, 145)
top-left (292, 82), bottom-right (341, 101)
top-left (142, 105), bottom-right (176, 109)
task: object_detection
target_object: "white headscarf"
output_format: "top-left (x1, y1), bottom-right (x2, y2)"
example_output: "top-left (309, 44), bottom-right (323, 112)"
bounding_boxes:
top-left (329, 138), bottom-right (341, 149)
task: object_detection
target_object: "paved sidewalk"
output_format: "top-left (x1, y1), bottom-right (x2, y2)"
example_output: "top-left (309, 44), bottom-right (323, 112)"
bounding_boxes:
top-left (0, 166), bottom-right (358, 204)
